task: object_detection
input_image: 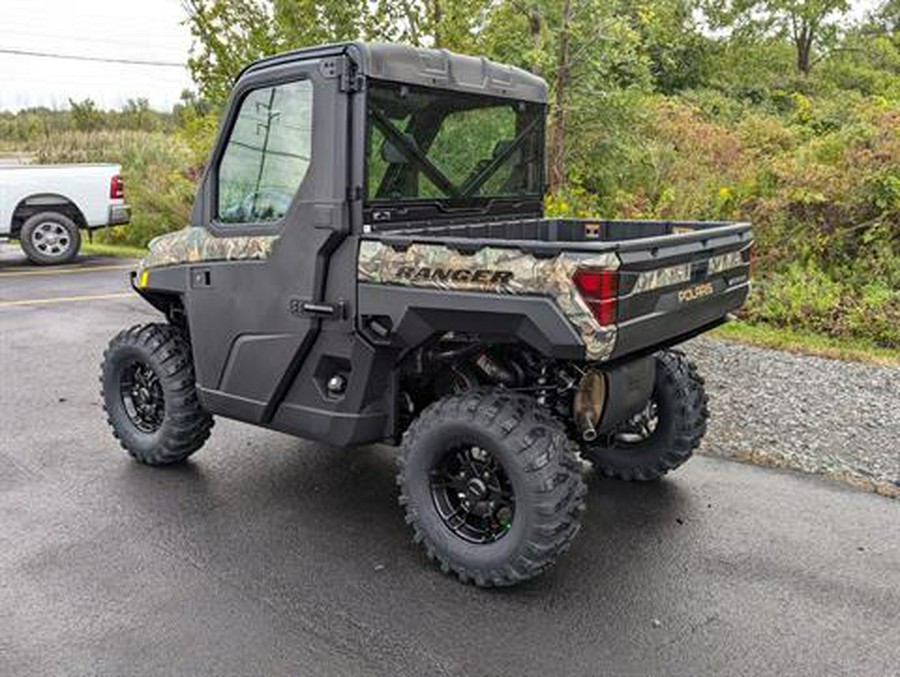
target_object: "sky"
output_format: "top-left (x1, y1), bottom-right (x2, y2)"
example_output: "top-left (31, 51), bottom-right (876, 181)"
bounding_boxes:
top-left (0, 0), bottom-right (193, 112)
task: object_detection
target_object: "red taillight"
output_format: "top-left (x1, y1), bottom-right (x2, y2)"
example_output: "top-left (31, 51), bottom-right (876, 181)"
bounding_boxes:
top-left (573, 269), bottom-right (618, 326)
top-left (110, 174), bottom-right (124, 200)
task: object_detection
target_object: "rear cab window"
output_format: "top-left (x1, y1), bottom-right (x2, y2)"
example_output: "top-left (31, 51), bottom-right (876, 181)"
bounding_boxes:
top-left (365, 82), bottom-right (544, 208)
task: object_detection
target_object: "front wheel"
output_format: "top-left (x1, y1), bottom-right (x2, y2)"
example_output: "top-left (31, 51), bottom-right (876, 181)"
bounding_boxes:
top-left (582, 350), bottom-right (708, 481)
top-left (101, 323), bottom-right (213, 465)
top-left (397, 389), bottom-right (586, 587)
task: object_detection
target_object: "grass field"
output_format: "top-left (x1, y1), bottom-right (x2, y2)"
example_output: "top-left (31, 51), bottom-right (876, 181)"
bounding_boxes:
top-left (713, 319), bottom-right (900, 366)
top-left (82, 242), bottom-right (148, 259)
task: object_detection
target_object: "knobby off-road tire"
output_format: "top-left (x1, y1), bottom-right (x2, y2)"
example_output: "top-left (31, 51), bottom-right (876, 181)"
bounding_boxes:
top-left (583, 350), bottom-right (708, 482)
top-left (397, 389), bottom-right (587, 587)
top-left (20, 211), bottom-right (81, 265)
top-left (101, 323), bottom-right (213, 465)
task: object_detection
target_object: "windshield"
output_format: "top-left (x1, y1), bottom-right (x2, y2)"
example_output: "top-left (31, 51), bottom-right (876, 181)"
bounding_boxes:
top-left (365, 81), bottom-right (544, 205)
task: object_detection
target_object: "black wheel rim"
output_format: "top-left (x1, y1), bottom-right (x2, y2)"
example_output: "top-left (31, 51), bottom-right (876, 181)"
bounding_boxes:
top-left (429, 444), bottom-right (515, 544)
top-left (120, 361), bottom-right (165, 433)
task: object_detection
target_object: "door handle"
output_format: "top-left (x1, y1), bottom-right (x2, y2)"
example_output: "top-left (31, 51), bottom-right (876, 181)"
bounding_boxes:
top-left (289, 298), bottom-right (346, 320)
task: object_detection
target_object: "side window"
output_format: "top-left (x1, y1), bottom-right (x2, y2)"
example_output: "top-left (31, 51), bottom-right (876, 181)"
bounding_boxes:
top-left (217, 80), bottom-right (313, 224)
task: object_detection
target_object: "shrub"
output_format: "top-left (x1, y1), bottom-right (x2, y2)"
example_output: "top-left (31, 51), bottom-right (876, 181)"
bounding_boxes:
top-left (745, 259), bottom-right (844, 334)
top-left (562, 91), bottom-right (900, 349)
top-left (29, 130), bottom-right (197, 247)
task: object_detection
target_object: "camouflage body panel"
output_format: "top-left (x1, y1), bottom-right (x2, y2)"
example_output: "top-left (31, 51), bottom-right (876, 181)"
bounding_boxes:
top-left (139, 227), bottom-right (277, 271)
top-left (632, 245), bottom-right (749, 295)
top-left (631, 263), bottom-right (691, 296)
top-left (707, 248), bottom-right (747, 275)
top-left (358, 240), bottom-right (620, 361)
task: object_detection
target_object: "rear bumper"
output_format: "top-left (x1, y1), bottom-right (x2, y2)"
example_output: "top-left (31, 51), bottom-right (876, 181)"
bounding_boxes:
top-left (107, 203), bottom-right (131, 226)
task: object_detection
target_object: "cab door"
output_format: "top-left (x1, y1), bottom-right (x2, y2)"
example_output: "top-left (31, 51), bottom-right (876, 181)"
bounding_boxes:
top-left (184, 55), bottom-right (350, 424)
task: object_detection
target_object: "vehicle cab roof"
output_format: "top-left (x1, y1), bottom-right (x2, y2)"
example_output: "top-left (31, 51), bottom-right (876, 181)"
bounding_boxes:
top-left (239, 41), bottom-right (548, 104)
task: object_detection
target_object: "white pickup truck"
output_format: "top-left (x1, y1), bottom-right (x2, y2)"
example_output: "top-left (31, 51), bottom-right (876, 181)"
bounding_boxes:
top-left (0, 164), bottom-right (130, 264)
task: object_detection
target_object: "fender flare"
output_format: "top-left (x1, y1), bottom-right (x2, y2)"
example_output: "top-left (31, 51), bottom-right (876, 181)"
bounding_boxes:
top-left (357, 283), bottom-right (586, 360)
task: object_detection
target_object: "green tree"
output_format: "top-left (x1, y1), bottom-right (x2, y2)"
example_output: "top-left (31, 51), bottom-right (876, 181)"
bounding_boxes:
top-left (617, 0), bottom-right (712, 93)
top-left (704, 0), bottom-right (851, 75)
top-left (183, 0), bottom-right (492, 105)
top-left (121, 98), bottom-right (158, 131)
top-left (480, 0), bottom-right (652, 192)
top-left (68, 98), bottom-right (104, 132)
top-left (182, 0), bottom-right (280, 106)
top-left (871, 0), bottom-right (900, 32)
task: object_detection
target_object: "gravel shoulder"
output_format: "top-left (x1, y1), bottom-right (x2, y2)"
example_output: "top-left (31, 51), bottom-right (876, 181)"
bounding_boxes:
top-left (684, 335), bottom-right (900, 497)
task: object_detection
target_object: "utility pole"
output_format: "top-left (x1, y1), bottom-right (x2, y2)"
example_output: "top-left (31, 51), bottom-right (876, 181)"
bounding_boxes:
top-left (252, 87), bottom-right (280, 216)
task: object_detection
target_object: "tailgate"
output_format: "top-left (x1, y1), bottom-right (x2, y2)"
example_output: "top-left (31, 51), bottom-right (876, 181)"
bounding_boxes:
top-left (608, 224), bottom-right (752, 360)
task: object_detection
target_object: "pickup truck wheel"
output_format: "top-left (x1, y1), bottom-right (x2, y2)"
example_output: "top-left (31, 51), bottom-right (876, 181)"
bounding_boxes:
top-left (583, 350), bottom-right (708, 481)
top-left (20, 211), bottom-right (81, 265)
top-left (397, 389), bottom-right (586, 587)
top-left (101, 323), bottom-right (213, 465)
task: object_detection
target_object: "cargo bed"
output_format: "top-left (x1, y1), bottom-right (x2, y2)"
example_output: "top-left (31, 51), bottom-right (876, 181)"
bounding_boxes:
top-left (363, 217), bottom-right (753, 362)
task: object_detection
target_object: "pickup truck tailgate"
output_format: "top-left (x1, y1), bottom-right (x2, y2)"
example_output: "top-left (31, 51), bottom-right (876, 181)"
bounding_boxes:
top-left (609, 225), bottom-right (752, 360)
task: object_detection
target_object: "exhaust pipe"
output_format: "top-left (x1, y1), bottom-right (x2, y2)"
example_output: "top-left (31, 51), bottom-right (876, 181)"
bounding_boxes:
top-left (579, 413), bottom-right (598, 442)
top-left (574, 369), bottom-right (606, 443)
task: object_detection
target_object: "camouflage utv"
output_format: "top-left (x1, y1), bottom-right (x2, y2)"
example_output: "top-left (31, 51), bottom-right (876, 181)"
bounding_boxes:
top-left (101, 42), bottom-right (752, 586)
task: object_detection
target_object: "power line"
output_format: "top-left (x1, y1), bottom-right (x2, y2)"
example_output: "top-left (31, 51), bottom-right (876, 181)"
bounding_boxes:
top-left (0, 27), bottom-right (188, 49)
top-left (0, 28), bottom-right (187, 47)
top-left (0, 48), bottom-right (185, 68)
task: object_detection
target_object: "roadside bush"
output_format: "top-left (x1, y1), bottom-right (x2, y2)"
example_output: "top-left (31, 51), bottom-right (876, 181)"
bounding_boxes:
top-left (745, 260), bottom-right (900, 348)
top-left (561, 91), bottom-right (900, 349)
top-left (745, 259), bottom-right (844, 334)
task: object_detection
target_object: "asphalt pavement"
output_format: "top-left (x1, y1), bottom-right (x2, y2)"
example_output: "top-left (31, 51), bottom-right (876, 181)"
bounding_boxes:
top-left (1, 249), bottom-right (898, 676)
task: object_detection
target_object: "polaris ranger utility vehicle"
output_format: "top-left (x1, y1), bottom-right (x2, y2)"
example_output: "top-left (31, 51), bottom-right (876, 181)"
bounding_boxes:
top-left (101, 42), bottom-right (752, 586)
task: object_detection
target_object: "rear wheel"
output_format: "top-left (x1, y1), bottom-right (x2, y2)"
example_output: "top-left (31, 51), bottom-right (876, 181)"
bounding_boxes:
top-left (398, 389), bottom-right (586, 587)
top-left (582, 350), bottom-right (708, 481)
top-left (20, 211), bottom-right (81, 265)
top-left (101, 323), bottom-right (213, 465)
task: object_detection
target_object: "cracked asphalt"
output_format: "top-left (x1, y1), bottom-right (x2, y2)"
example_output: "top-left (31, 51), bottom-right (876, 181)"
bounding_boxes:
top-left (1, 249), bottom-right (898, 676)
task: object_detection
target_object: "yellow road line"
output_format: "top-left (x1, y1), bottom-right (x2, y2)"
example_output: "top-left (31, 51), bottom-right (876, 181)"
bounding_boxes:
top-left (0, 263), bottom-right (133, 278)
top-left (0, 292), bottom-right (134, 308)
